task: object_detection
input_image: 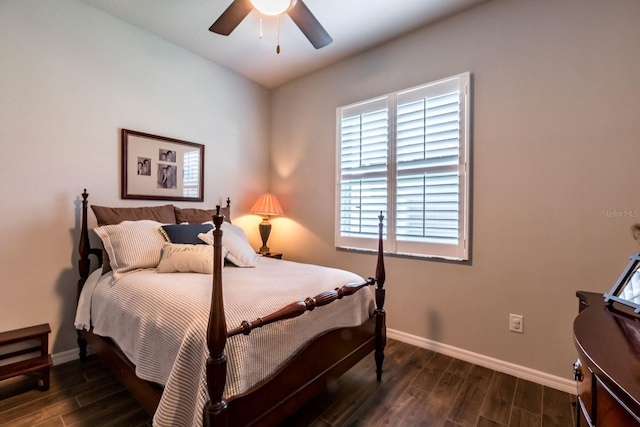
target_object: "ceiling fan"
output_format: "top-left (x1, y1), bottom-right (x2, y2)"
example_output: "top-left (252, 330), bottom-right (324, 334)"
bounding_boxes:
top-left (209, 0), bottom-right (333, 49)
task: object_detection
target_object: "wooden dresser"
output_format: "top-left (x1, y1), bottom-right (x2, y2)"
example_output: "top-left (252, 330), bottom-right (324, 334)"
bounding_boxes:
top-left (573, 291), bottom-right (640, 426)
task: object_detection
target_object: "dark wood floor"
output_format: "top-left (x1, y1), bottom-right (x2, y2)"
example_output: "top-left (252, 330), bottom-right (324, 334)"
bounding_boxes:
top-left (0, 339), bottom-right (576, 427)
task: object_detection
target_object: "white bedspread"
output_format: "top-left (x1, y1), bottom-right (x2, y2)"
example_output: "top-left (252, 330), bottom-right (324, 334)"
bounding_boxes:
top-left (75, 257), bottom-right (374, 427)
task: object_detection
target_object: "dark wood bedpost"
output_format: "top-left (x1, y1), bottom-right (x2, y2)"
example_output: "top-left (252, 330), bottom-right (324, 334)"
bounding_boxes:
top-left (77, 189), bottom-right (91, 361)
top-left (204, 206), bottom-right (228, 427)
top-left (78, 189), bottom-right (91, 296)
top-left (374, 212), bottom-right (386, 381)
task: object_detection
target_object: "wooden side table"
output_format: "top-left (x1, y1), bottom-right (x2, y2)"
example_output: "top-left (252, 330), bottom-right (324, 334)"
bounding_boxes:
top-left (0, 323), bottom-right (53, 391)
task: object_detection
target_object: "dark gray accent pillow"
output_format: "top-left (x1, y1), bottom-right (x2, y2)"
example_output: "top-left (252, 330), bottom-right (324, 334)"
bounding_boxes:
top-left (160, 224), bottom-right (214, 245)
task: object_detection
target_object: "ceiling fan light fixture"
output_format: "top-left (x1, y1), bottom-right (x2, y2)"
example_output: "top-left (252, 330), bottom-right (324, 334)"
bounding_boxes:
top-left (210, 0), bottom-right (331, 50)
top-left (250, 0), bottom-right (295, 16)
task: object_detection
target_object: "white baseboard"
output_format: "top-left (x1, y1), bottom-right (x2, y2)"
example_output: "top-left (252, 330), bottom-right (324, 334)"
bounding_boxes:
top-left (387, 328), bottom-right (575, 394)
top-left (52, 348), bottom-right (81, 366)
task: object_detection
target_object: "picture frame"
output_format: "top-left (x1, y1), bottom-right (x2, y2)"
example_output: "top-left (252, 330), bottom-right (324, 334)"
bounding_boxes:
top-left (604, 251), bottom-right (640, 313)
top-left (121, 129), bottom-right (204, 202)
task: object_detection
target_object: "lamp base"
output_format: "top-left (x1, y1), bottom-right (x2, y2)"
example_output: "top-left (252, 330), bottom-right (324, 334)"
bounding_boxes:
top-left (258, 219), bottom-right (272, 254)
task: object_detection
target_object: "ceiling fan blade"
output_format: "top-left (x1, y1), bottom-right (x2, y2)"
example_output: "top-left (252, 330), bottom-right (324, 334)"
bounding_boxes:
top-left (209, 0), bottom-right (253, 36)
top-left (287, 0), bottom-right (333, 49)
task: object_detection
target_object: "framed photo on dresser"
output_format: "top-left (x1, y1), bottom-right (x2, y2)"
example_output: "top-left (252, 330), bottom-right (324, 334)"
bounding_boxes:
top-left (604, 251), bottom-right (640, 313)
top-left (121, 129), bottom-right (204, 202)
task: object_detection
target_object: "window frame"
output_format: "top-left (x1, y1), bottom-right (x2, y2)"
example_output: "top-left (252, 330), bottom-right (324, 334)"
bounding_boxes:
top-left (335, 72), bottom-right (471, 261)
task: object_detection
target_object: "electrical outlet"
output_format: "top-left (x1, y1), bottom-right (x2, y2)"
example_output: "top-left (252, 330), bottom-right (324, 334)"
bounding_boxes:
top-left (510, 314), bottom-right (524, 333)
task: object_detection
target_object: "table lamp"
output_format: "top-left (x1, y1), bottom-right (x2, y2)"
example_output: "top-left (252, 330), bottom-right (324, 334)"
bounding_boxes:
top-left (250, 192), bottom-right (284, 254)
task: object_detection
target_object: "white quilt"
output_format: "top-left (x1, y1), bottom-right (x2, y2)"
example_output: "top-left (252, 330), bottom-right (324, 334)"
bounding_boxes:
top-left (75, 257), bottom-right (375, 427)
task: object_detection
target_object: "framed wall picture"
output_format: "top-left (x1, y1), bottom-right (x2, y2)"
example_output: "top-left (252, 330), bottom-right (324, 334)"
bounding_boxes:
top-left (121, 129), bottom-right (204, 202)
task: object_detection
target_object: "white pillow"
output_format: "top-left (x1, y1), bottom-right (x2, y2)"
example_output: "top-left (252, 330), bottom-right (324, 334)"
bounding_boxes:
top-left (198, 223), bottom-right (258, 267)
top-left (94, 220), bottom-right (166, 279)
top-left (201, 221), bottom-right (247, 239)
top-left (221, 222), bottom-right (249, 240)
top-left (156, 243), bottom-right (226, 274)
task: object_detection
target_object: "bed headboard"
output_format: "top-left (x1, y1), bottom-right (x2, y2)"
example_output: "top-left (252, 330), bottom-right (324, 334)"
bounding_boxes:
top-left (77, 189), bottom-right (231, 298)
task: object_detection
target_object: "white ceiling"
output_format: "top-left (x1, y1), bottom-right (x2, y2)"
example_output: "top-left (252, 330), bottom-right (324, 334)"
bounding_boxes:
top-left (77, 0), bottom-right (487, 89)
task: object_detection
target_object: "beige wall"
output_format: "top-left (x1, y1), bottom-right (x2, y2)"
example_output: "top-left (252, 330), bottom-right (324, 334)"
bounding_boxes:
top-left (269, 0), bottom-right (640, 379)
top-left (0, 0), bottom-right (270, 355)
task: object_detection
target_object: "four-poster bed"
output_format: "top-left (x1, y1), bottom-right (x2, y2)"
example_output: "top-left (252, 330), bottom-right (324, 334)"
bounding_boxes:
top-left (75, 189), bottom-right (387, 426)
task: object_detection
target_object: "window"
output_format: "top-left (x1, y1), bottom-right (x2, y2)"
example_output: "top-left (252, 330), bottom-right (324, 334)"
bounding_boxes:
top-left (336, 72), bottom-right (470, 260)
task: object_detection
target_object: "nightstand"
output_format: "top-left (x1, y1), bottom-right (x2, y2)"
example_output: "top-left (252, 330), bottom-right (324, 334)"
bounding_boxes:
top-left (261, 252), bottom-right (283, 259)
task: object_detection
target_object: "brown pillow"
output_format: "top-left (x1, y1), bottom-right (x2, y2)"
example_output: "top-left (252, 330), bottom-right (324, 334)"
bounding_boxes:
top-left (92, 204), bottom-right (177, 226)
top-left (91, 204), bottom-right (178, 273)
top-left (174, 206), bottom-right (231, 224)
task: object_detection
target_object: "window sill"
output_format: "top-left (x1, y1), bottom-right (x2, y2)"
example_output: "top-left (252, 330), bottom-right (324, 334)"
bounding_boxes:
top-left (335, 246), bottom-right (471, 265)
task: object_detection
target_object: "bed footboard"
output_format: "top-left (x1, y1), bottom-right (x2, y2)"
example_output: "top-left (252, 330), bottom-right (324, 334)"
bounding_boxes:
top-left (204, 210), bottom-right (387, 427)
top-left (227, 319), bottom-right (377, 426)
top-left (226, 278), bottom-right (376, 338)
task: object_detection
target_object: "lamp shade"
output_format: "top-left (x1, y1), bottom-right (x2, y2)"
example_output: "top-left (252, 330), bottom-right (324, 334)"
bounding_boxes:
top-left (250, 0), bottom-right (295, 16)
top-left (251, 192), bottom-right (284, 216)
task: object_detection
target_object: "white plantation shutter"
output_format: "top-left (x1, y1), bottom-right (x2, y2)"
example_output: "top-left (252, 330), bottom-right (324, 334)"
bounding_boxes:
top-left (337, 97), bottom-right (389, 250)
top-left (395, 75), bottom-right (468, 259)
top-left (337, 73), bottom-right (469, 260)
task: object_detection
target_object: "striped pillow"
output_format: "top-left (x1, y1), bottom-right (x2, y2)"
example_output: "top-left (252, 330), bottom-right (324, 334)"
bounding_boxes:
top-left (94, 220), bottom-right (166, 279)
